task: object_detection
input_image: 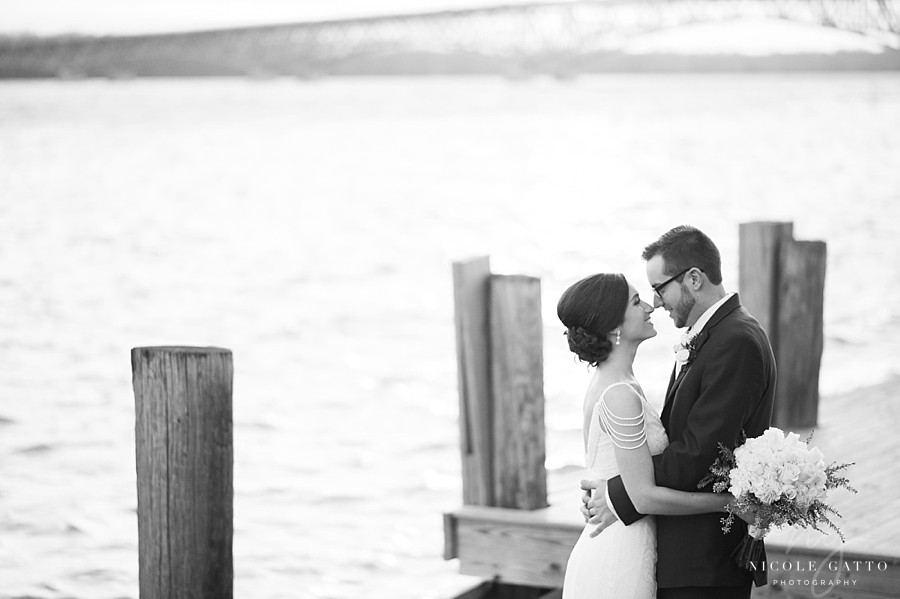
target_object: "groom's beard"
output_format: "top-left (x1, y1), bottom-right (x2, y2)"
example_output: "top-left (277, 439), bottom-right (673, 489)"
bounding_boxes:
top-left (673, 286), bottom-right (696, 329)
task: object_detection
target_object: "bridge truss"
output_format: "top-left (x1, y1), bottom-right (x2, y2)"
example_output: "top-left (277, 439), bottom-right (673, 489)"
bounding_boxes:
top-left (3, 0), bottom-right (899, 77)
top-left (223, 0), bottom-right (900, 62)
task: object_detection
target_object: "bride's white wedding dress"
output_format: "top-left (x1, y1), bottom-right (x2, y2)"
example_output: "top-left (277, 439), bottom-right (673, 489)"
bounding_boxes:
top-left (562, 381), bottom-right (670, 599)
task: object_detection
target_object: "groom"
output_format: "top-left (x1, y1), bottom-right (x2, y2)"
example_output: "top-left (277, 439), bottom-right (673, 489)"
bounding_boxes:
top-left (583, 225), bottom-right (776, 599)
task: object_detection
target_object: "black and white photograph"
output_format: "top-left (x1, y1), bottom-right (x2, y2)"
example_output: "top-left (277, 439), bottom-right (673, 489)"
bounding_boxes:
top-left (1, 1), bottom-right (899, 598)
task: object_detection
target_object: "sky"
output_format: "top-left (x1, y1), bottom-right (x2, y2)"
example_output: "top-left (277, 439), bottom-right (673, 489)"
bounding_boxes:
top-left (0, 0), bottom-right (559, 35)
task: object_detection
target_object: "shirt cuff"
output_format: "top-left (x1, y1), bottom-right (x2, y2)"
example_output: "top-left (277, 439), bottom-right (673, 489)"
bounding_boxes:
top-left (605, 482), bottom-right (620, 519)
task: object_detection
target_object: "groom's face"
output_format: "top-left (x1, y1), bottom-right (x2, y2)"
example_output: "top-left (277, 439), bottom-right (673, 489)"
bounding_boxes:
top-left (646, 255), bottom-right (695, 329)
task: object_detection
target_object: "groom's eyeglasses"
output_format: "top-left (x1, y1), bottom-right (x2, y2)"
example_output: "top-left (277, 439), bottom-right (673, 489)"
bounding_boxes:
top-left (652, 267), bottom-right (698, 298)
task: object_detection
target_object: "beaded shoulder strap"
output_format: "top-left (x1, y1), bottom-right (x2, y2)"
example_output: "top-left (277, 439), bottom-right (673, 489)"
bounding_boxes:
top-left (597, 382), bottom-right (647, 450)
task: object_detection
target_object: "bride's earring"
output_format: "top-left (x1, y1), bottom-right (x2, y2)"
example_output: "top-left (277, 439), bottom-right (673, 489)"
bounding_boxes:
top-left (615, 330), bottom-right (621, 346)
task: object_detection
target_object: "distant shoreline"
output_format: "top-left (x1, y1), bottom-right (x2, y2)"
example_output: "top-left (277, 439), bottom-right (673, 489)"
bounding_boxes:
top-left (2, 30), bottom-right (898, 79)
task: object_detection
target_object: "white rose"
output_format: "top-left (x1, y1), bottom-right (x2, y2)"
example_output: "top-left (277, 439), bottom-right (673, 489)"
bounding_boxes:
top-left (806, 447), bottom-right (825, 466)
top-left (763, 428), bottom-right (786, 450)
top-left (800, 466), bottom-right (826, 489)
top-left (780, 463), bottom-right (802, 483)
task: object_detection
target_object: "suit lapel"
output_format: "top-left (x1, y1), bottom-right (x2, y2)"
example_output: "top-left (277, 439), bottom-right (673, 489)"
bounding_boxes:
top-left (661, 359), bottom-right (692, 425)
top-left (660, 365), bottom-right (678, 426)
top-left (660, 294), bottom-right (743, 425)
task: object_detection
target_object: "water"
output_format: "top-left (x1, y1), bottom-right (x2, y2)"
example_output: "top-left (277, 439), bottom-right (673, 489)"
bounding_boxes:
top-left (1, 73), bottom-right (899, 599)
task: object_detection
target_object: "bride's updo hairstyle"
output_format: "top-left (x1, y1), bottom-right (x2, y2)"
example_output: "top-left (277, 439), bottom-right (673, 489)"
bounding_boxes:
top-left (557, 273), bottom-right (629, 367)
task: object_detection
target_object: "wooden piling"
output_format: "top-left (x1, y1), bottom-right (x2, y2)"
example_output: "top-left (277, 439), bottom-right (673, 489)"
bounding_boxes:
top-left (739, 221), bottom-right (794, 345)
top-left (132, 346), bottom-right (234, 599)
top-left (452, 258), bottom-right (548, 510)
top-left (490, 275), bottom-right (547, 510)
top-left (776, 240), bottom-right (827, 428)
top-left (447, 259), bottom-right (552, 596)
top-left (453, 257), bottom-right (494, 506)
top-left (738, 222), bottom-right (827, 429)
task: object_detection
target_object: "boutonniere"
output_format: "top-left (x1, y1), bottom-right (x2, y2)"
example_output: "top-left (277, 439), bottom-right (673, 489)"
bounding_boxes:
top-left (673, 332), bottom-right (698, 368)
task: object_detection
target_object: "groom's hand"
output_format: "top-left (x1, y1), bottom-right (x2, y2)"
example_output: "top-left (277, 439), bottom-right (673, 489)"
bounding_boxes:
top-left (580, 479), bottom-right (618, 538)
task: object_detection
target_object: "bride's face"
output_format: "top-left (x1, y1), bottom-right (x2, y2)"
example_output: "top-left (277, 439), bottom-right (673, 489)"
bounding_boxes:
top-left (620, 282), bottom-right (657, 343)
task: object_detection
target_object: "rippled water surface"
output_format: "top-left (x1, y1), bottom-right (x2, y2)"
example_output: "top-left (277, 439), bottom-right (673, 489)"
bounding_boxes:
top-left (1, 74), bottom-right (899, 599)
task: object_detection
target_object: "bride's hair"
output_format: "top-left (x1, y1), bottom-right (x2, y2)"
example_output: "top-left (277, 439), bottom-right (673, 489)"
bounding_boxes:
top-left (557, 273), bottom-right (628, 367)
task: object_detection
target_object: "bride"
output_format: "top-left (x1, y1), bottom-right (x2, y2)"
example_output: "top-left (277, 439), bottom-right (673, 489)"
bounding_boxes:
top-left (556, 273), bottom-right (745, 599)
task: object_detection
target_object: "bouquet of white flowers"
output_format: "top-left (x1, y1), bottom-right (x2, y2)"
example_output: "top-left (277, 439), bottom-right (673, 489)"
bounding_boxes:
top-left (699, 427), bottom-right (856, 570)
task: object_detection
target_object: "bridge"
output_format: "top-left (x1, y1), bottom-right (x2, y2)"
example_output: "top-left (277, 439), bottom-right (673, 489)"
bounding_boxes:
top-left (242, 0), bottom-right (900, 58)
top-left (2, 0), bottom-right (899, 77)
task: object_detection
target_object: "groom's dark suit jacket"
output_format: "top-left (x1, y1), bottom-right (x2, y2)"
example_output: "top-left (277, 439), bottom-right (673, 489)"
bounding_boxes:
top-left (608, 294), bottom-right (776, 589)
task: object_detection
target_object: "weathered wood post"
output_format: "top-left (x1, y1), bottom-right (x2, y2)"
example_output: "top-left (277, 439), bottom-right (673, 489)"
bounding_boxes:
top-left (447, 259), bottom-right (552, 598)
top-left (490, 275), bottom-right (548, 510)
top-left (453, 257), bottom-right (495, 507)
top-left (776, 240), bottom-right (827, 428)
top-left (738, 222), bottom-right (794, 343)
top-left (739, 223), bottom-right (826, 428)
top-left (132, 346), bottom-right (234, 599)
top-left (451, 258), bottom-right (548, 510)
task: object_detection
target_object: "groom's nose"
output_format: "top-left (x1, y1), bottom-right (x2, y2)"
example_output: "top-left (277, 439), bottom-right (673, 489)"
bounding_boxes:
top-left (652, 295), bottom-right (663, 309)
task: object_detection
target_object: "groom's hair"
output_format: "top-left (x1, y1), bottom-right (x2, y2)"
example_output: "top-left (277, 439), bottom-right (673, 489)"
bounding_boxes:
top-left (642, 225), bottom-right (723, 285)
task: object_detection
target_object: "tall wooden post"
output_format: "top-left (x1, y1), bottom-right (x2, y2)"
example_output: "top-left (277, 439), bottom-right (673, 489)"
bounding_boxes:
top-left (776, 241), bottom-right (827, 428)
top-left (445, 261), bottom-right (556, 596)
top-left (739, 223), bottom-right (826, 429)
top-left (739, 221), bottom-right (794, 348)
top-left (453, 257), bottom-right (495, 507)
top-left (490, 275), bottom-right (547, 510)
top-left (132, 346), bottom-right (234, 599)
top-left (451, 259), bottom-right (548, 510)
